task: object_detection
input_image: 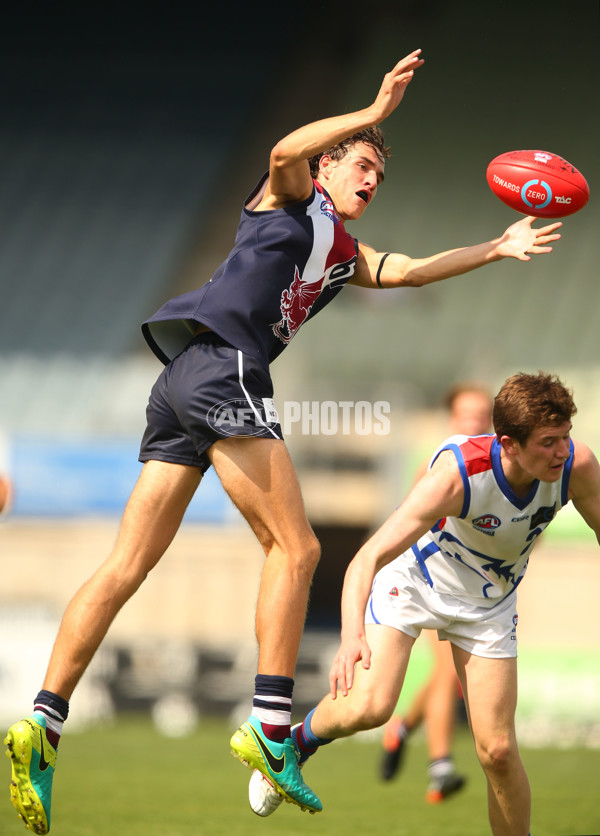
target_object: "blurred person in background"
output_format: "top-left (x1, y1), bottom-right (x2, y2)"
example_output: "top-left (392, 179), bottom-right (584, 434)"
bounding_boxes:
top-left (4, 48), bottom-right (564, 833)
top-left (380, 382), bottom-right (494, 802)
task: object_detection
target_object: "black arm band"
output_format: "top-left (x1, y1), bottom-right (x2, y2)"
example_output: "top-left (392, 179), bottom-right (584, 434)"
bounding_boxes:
top-left (376, 253), bottom-right (390, 288)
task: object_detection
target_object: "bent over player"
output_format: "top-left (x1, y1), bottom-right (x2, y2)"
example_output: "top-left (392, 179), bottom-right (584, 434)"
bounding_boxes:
top-left (380, 382), bottom-right (494, 800)
top-left (249, 372), bottom-right (600, 836)
top-left (6, 48), bottom-right (563, 833)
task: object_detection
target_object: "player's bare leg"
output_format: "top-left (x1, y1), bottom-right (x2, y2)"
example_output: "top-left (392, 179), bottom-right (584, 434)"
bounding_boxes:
top-left (212, 437), bottom-right (323, 812)
top-left (384, 634), bottom-right (455, 757)
top-left (380, 632), bottom-right (429, 781)
top-left (248, 625), bottom-right (414, 817)
top-left (247, 624), bottom-right (415, 816)
top-left (380, 631), bottom-right (464, 796)
top-left (311, 625), bottom-right (415, 739)
top-left (424, 634), bottom-right (458, 760)
top-left (5, 460), bottom-right (201, 834)
top-left (421, 634), bottom-right (465, 802)
top-left (403, 678), bottom-right (428, 730)
top-left (209, 436), bottom-right (321, 678)
top-left (42, 460), bottom-right (202, 699)
top-left (452, 648), bottom-right (530, 836)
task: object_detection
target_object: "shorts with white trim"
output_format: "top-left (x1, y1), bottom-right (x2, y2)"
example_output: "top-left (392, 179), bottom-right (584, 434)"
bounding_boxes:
top-left (139, 332), bottom-right (283, 473)
top-left (365, 556), bottom-right (519, 658)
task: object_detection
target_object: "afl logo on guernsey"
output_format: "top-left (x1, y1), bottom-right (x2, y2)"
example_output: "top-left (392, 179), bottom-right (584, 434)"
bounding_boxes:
top-left (320, 197), bottom-right (340, 223)
top-left (472, 514), bottom-right (501, 535)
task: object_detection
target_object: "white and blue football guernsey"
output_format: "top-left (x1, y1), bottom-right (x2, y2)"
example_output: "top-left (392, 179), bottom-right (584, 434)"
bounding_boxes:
top-left (376, 433), bottom-right (574, 610)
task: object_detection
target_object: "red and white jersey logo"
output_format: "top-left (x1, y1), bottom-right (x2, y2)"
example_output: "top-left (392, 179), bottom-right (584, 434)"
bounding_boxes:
top-left (271, 183), bottom-right (356, 344)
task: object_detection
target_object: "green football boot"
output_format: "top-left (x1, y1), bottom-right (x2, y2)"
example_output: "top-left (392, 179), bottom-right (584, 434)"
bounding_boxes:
top-left (5, 714), bottom-right (56, 834)
top-left (230, 716), bottom-right (322, 814)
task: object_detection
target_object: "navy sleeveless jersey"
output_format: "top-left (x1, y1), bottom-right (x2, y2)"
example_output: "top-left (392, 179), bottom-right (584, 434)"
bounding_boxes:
top-left (142, 174), bottom-right (359, 367)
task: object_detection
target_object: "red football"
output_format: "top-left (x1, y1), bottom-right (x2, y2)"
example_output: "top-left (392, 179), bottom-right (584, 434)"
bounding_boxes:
top-left (486, 150), bottom-right (589, 218)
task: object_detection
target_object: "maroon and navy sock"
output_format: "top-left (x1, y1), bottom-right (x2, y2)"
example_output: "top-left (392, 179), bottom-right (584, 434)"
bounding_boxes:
top-left (292, 707), bottom-right (332, 764)
top-left (252, 674), bottom-right (294, 741)
top-left (33, 689), bottom-right (69, 749)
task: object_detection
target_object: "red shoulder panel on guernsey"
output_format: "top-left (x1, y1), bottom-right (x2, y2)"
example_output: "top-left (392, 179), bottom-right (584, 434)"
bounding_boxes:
top-left (460, 436), bottom-right (494, 477)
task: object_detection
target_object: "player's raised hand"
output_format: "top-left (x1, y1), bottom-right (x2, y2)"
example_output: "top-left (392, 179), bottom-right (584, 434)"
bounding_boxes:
top-left (328, 635), bottom-right (372, 699)
top-left (370, 50), bottom-right (424, 123)
top-left (496, 215), bottom-right (563, 261)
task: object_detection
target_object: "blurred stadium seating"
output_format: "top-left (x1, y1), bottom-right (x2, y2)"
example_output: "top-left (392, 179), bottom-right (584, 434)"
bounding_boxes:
top-left (1, 3), bottom-right (598, 437)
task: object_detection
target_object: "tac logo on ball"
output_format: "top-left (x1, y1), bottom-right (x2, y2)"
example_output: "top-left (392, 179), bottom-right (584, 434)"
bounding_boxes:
top-left (486, 149), bottom-right (589, 218)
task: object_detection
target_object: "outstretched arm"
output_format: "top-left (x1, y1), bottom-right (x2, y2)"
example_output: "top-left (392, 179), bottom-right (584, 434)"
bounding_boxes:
top-left (256, 50), bottom-right (424, 210)
top-left (328, 451), bottom-right (464, 698)
top-left (351, 215), bottom-right (562, 289)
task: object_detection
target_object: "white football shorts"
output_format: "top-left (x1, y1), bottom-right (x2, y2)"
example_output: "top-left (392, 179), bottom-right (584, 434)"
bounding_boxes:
top-left (365, 555), bottom-right (519, 658)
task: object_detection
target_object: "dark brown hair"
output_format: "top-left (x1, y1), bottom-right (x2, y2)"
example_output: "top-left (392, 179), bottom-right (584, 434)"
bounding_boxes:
top-left (308, 127), bottom-right (390, 178)
top-left (493, 371), bottom-right (577, 444)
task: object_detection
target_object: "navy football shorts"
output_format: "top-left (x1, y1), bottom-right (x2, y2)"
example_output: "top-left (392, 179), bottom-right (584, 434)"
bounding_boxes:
top-left (139, 332), bottom-right (283, 472)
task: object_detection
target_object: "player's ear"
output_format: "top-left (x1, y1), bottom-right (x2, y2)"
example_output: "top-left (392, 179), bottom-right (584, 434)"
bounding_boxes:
top-left (318, 155), bottom-right (335, 179)
top-left (499, 434), bottom-right (519, 457)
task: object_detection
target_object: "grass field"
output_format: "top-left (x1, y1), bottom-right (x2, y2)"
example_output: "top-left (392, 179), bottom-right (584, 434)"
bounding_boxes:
top-left (2, 716), bottom-right (599, 836)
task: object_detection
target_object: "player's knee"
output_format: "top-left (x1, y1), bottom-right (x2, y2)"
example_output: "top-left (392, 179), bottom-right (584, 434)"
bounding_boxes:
top-left (475, 733), bottom-right (516, 775)
top-left (284, 533), bottom-right (321, 577)
top-left (101, 553), bottom-right (152, 600)
top-left (344, 691), bottom-right (394, 732)
top-left (303, 534), bottom-right (321, 573)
